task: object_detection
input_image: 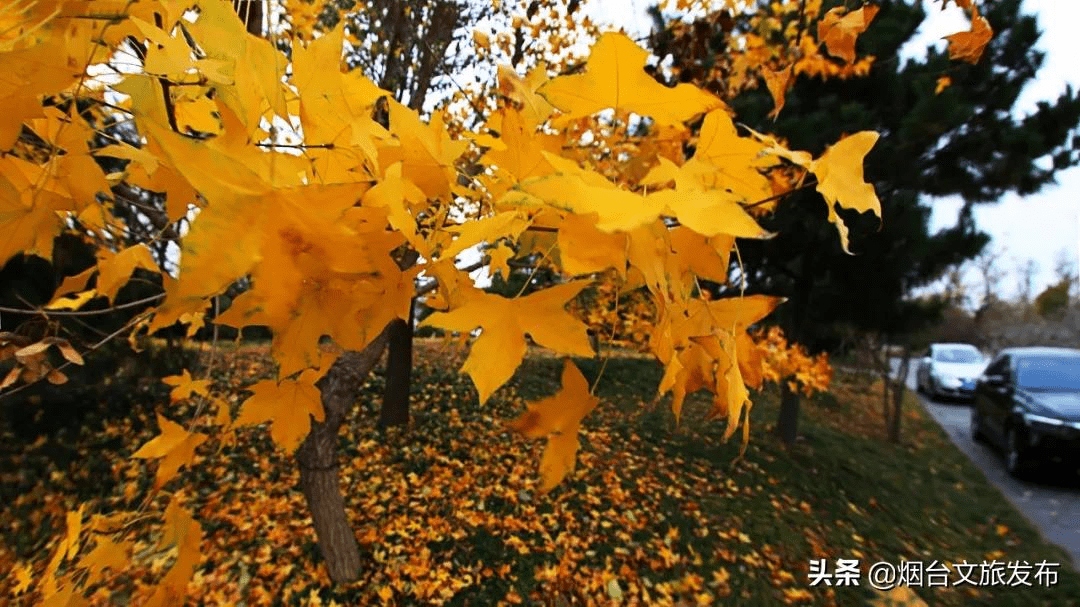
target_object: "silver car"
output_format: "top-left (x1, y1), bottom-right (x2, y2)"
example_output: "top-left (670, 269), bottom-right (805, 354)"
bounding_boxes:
top-left (916, 343), bottom-right (987, 400)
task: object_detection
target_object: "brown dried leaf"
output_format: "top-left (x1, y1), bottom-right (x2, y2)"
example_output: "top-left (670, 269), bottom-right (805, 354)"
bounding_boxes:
top-left (47, 368), bottom-right (68, 385)
top-left (55, 340), bottom-right (85, 365)
top-left (15, 341), bottom-right (51, 363)
top-left (1, 365), bottom-right (21, 390)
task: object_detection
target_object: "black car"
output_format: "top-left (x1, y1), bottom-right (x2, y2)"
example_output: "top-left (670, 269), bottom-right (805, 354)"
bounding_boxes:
top-left (971, 347), bottom-right (1080, 478)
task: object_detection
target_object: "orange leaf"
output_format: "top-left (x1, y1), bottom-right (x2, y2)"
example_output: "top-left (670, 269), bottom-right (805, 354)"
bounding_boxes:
top-left (510, 360), bottom-right (599, 492)
top-left (46, 368), bottom-right (67, 385)
top-left (95, 244), bottom-right (159, 303)
top-left (945, 10), bottom-right (993, 64)
top-left (132, 414), bottom-right (208, 490)
top-left (761, 66), bottom-right (792, 119)
top-left (145, 498), bottom-right (202, 607)
top-left (421, 282), bottom-right (594, 403)
top-left (234, 372), bottom-right (324, 452)
top-left (81, 536), bottom-right (130, 585)
top-left (162, 369), bottom-right (210, 403)
top-left (817, 5), bottom-right (880, 64)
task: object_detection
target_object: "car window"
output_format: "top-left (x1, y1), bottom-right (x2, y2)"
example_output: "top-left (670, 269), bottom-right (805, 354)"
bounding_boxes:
top-left (933, 347), bottom-right (982, 363)
top-left (1015, 356), bottom-right (1080, 390)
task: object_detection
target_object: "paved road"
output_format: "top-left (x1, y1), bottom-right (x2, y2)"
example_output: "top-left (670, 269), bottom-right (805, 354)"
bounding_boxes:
top-left (892, 360), bottom-right (1080, 571)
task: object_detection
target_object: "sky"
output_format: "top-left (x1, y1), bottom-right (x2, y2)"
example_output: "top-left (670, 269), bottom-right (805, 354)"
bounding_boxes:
top-left (904, 0), bottom-right (1080, 302)
top-left (586, 0), bottom-right (1080, 302)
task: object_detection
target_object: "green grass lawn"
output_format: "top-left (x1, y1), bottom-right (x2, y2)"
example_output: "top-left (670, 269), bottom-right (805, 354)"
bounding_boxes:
top-left (1, 340), bottom-right (1077, 606)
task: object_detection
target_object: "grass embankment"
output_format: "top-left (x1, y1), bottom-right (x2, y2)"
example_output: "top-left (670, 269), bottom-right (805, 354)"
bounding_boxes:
top-left (1, 340), bottom-right (1077, 606)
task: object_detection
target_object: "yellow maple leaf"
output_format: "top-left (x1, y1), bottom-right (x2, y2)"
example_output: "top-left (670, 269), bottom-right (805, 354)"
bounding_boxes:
top-left (292, 22), bottom-right (385, 172)
top-left (809, 131), bottom-right (881, 252)
top-left (81, 536), bottom-right (130, 586)
top-left (515, 171), bottom-right (665, 233)
top-left (935, 75), bottom-right (952, 94)
top-left (510, 359), bottom-right (599, 492)
top-left (0, 157), bottom-right (69, 265)
top-left (484, 108), bottom-right (558, 182)
top-left (669, 227), bottom-right (733, 285)
top-left (162, 369), bottom-right (210, 403)
top-left (497, 64), bottom-right (554, 129)
top-left (234, 372), bottom-right (324, 452)
top-left (817, 5), bottom-right (880, 64)
top-left (421, 282), bottom-right (594, 403)
top-left (378, 99), bottom-right (467, 199)
top-left (690, 109), bottom-right (775, 203)
top-left (442, 210), bottom-right (531, 260)
top-left (648, 188), bottom-right (769, 239)
top-left (132, 414), bottom-right (208, 490)
top-left (488, 242), bottom-right (515, 279)
top-left (44, 289), bottom-right (98, 311)
top-left (539, 32), bottom-right (724, 125)
top-left (130, 15), bottom-right (198, 80)
top-left (146, 498), bottom-right (202, 607)
top-left (657, 339), bottom-right (715, 422)
top-left (945, 10), bottom-right (993, 64)
top-left (556, 213), bottom-right (628, 277)
top-left (761, 65), bottom-right (792, 119)
top-left (186, 0), bottom-right (290, 136)
top-left (0, 32), bottom-right (78, 150)
top-left (95, 244), bottom-right (158, 303)
top-left (11, 562), bottom-right (32, 595)
top-left (361, 162), bottom-right (426, 253)
top-left (61, 504), bottom-right (84, 561)
top-left (174, 95), bottom-right (223, 135)
top-left (473, 29), bottom-right (490, 50)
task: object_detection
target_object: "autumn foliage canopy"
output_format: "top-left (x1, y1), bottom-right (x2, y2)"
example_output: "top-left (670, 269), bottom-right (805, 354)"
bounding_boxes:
top-left (0, 0), bottom-right (992, 601)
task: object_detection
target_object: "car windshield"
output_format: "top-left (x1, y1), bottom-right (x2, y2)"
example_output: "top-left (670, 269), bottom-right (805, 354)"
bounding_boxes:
top-left (934, 348), bottom-right (982, 363)
top-left (1015, 356), bottom-right (1080, 390)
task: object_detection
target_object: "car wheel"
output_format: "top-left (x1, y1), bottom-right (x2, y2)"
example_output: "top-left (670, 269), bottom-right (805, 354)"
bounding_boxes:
top-left (1005, 425), bottom-right (1029, 479)
top-left (971, 409), bottom-right (986, 443)
top-left (927, 377), bottom-right (939, 400)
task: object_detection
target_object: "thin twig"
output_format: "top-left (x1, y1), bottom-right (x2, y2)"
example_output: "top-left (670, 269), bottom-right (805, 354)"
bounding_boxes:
top-left (0, 310), bottom-right (152, 402)
top-left (0, 293), bottom-right (164, 317)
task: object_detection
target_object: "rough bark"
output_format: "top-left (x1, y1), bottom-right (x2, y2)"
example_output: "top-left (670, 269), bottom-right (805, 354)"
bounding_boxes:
top-left (295, 327), bottom-right (391, 584)
top-left (378, 249), bottom-right (421, 430)
top-left (378, 310), bottom-right (413, 429)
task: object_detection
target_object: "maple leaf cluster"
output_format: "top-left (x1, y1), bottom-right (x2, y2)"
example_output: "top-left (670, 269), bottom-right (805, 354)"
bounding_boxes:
top-left (753, 326), bottom-right (833, 398)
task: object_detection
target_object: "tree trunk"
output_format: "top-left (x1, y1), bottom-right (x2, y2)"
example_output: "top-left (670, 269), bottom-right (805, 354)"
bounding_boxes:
top-left (378, 308), bottom-right (414, 430)
top-left (881, 367), bottom-right (893, 433)
top-left (231, 0), bottom-right (264, 36)
top-left (299, 463), bottom-right (360, 584)
top-left (888, 349), bottom-right (912, 443)
top-left (775, 383), bottom-right (800, 444)
top-left (775, 250), bottom-right (814, 444)
top-left (295, 327), bottom-right (391, 584)
top-left (378, 249), bottom-right (420, 430)
top-left (224, 0), bottom-right (377, 587)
